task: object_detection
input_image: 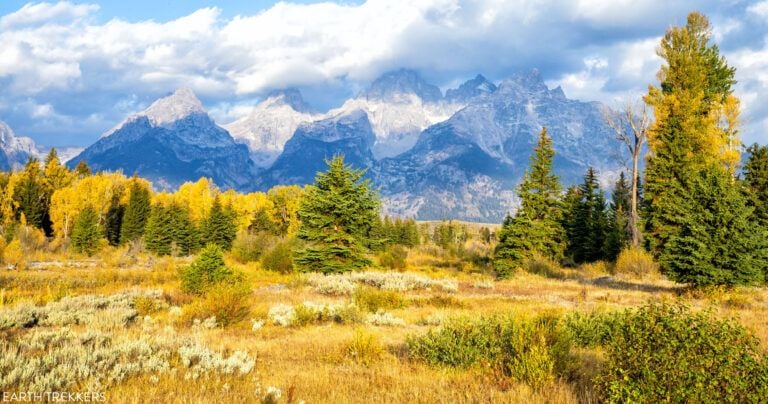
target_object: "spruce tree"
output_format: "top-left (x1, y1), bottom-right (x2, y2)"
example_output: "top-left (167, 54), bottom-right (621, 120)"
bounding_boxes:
top-left (644, 12), bottom-right (741, 257)
top-left (14, 157), bottom-right (52, 234)
top-left (494, 128), bottom-right (565, 277)
top-left (120, 180), bottom-right (151, 243)
top-left (104, 196), bottom-right (124, 246)
top-left (145, 204), bottom-right (173, 256)
top-left (643, 12), bottom-right (765, 285)
top-left (744, 143), bottom-right (768, 225)
top-left (248, 207), bottom-right (278, 235)
top-left (604, 172), bottom-right (632, 260)
top-left (71, 206), bottom-right (101, 256)
top-left (169, 204), bottom-right (199, 256)
top-left (662, 166), bottom-right (767, 286)
top-left (568, 167), bottom-right (609, 263)
top-left (293, 155), bottom-right (379, 274)
top-left (73, 161), bottom-right (92, 178)
top-left (201, 196), bottom-right (237, 250)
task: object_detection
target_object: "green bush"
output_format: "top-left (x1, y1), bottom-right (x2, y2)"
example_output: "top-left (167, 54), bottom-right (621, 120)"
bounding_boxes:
top-left (597, 302), bottom-right (768, 402)
top-left (563, 310), bottom-right (626, 348)
top-left (353, 286), bottom-right (405, 313)
top-left (231, 231), bottom-right (275, 263)
top-left (379, 245), bottom-right (408, 270)
top-left (261, 239), bottom-right (294, 273)
top-left (180, 244), bottom-right (242, 295)
top-left (407, 314), bottom-right (572, 389)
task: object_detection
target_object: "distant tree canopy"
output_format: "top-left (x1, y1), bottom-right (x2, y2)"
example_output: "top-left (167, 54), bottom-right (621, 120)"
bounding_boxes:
top-left (293, 155), bottom-right (380, 274)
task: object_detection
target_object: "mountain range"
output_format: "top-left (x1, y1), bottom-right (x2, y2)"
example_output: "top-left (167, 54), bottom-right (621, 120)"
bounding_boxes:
top-left (1, 69), bottom-right (624, 222)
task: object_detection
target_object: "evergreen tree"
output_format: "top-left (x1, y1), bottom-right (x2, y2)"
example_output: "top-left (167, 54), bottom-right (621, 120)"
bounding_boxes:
top-left (248, 207), bottom-right (278, 235)
top-left (120, 180), bottom-right (151, 243)
top-left (104, 195), bottom-right (124, 246)
top-left (293, 155), bottom-right (379, 274)
top-left (605, 172), bottom-right (632, 260)
top-left (145, 204), bottom-right (173, 256)
top-left (145, 204), bottom-right (199, 256)
top-left (561, 185), bottom-right (582, 263)
top-left (201, 196), bottom-right (237, 250)
top-left (494, 128), bottom-right (565, 277)
top-left (568, 167), bottom-right (609, 263)
top-left (662, 166), bottom-right (767, 286)
top-left (744, 143), bottom-right (768, 225)
top-left (642, 12), bottom-right (765, 285)
top-left (71, 206), bottom-right (101, 256)
top-left (644, 12), bottom-right (741, 257)
top-left (14, 157), bottom-right (52, 234)
top-left (169, 204), bottom-right (199, 256)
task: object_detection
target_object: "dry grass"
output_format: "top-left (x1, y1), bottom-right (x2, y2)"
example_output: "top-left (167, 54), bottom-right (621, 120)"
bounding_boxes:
top-left (1, 245), bottom-right (767, 403)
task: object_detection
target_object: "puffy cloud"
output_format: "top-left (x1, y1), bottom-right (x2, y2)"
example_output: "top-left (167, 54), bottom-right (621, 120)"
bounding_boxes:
top-left (0, 0), bottom-right (765, 147)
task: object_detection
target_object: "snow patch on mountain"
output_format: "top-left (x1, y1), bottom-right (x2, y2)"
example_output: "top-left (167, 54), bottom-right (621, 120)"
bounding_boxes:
top-left (0, 120), bottom-right (38, 169)
top-left (224, 89), bottom-right (320, 167)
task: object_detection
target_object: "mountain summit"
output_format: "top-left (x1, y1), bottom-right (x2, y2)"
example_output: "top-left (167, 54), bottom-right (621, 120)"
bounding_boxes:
top-left (224, 88), bottom-right (320, 168)
top-left (0, 120), bottom-right (37, 170)
top-left (70, 88), bottom-right (255, 190)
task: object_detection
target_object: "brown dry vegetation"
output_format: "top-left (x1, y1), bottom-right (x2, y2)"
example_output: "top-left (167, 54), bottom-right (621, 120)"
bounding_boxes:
top-left (1, 241), bottom-right (767, 403)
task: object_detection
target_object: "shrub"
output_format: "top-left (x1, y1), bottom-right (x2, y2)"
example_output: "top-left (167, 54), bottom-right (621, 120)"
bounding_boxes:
top-left (493, 258), bottom-right (517, 279)
top-left (525, 255), bottom-right (565, 279)
top-left (379, 245), bottom-right (408, 270)
top-left (613, 246), bottom-right (659, 278)
top-left (231, 231), bottom-right (275, 263)
top-left (261, 239), bottom-right (294, 273)
top-left (407, 314), bottom-right (572, 389)
top-left (366, 310), bottom-right (405, 326)
top-left (181, 283), bottom-right (251, 327)
top-left (597, 302), bottom-right (768, 402)
top-left (180, 244), bottom-right (241, 295)
top-left (345, 328), bottom-right (385, 365)
top-left (353, 287), bottom-right (405, 313)
top-left (563, 310), bottom-right (626, 348)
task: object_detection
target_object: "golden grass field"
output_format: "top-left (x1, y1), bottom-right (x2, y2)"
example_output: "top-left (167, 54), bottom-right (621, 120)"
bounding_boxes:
top-left (1, 242), bottom-right (767, 404)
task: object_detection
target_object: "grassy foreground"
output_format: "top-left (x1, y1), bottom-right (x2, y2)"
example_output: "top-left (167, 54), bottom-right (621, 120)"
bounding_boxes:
top-left (1, 245), bottom-right (767, 403)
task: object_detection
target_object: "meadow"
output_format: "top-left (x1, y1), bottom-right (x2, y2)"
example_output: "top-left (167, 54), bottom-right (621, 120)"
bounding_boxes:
top-left (2, 221), bottom-right (766, 403)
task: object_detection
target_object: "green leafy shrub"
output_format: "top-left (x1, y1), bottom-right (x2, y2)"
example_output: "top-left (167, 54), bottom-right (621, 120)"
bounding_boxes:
top-left (407, 314), bottom-right (572, 389)
top-left (231, 231), bottom-right (275, 263)
top-left (379, 245), bottom-right (408, 270)
top-left (180, 244), bottom-right (242, 295)
top-left (563, 310), bottom-right (626, 348)
top-left (261, 239), bottom-right (294, 273)
top-left (597, 302), bottom-right (768, 402)
top-left (353, 287), bottom-right (405, 313)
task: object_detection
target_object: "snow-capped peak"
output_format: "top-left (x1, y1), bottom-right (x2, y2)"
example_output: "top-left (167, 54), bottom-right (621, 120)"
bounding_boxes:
top-left (445, 74), bottom-right (498, 103)
top-left (142, 87), bottom-right (206, 126)
top-left (0, 120), bottom-right (38, 169)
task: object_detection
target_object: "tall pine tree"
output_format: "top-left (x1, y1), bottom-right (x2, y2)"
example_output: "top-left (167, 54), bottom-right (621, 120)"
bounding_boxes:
top-left (71, 206), bottom-right (101, 256)
top-left (644, 12), bottom-right (766, 285)
top-left (293, 155), bottom-right (379, 274)
top-left (120, 180), bottom-right (151, 243)
top-left (604, 172), bottom-right (632, 261)
top-left (744, 143), bottom-right (768, 226)
top-left (14, 157), bottom-right (52, 234)
top-left (567, 167), bottom-right (609, 263)
top-left (201, 196), bottom-right (237, 250)
top-left (494, 128), bottom-right (565, 277)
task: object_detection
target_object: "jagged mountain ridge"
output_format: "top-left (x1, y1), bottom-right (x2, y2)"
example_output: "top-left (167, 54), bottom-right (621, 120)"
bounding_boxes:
top-left (374, 70), bottom-right (621, 221)
top-left (69, 88), bottom-right (256, 190)
top-left (0, 120), bottom-right (38, 170)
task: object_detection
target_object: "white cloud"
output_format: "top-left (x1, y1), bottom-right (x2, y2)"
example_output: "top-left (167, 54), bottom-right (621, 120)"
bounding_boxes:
top-left (0, 0), bottom-right (765, 147)
top-left (0, 1), bottom-right (98, 29)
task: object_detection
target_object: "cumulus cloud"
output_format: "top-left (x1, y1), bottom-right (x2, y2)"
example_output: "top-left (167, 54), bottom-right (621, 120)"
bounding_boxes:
top-left (0, 0), bottom-right (765, 146)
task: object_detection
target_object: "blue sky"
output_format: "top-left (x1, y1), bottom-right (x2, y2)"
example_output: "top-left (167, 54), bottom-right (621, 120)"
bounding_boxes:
top-left (0, 1), bottom-right (767, 148)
